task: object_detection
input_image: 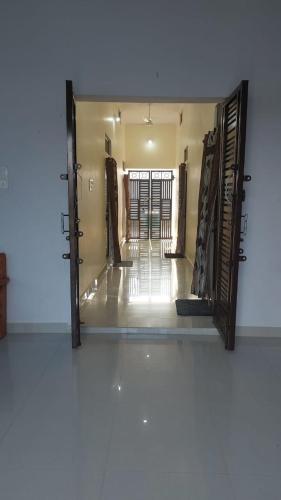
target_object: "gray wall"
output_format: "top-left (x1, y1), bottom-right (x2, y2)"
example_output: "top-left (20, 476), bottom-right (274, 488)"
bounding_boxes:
top-left (1, 0), bottom-right (281, 328)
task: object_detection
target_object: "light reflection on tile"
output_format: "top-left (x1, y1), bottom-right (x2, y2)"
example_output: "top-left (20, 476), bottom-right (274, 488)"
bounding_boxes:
top-left (1, 334), bottom-right (281, 499)
top-left (81, 240), bottom-right (212, 330)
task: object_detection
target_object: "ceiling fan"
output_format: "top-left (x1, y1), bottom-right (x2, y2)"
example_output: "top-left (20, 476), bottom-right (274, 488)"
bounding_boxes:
top-left (144, 103), bottom-right (153, 125)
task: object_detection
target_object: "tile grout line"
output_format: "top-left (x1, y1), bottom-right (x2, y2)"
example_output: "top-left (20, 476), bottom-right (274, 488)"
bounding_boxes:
top-left (0, 338), bottom-right (65, 448)
top-left (98, 353), bottom-right (125, 500)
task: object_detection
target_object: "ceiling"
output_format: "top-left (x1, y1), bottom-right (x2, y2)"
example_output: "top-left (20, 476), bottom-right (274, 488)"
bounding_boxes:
top-left (118, 102), bottom-right (183, 125)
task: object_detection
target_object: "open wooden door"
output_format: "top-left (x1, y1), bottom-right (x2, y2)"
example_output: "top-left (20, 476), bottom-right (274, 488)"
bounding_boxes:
top-left (128, 171), bottom-right (150, 239)
top-left (214, 80), bottom-right (249, 351)
top-left (151, 171), bottom-right (173, 239)
top-left (61, 80), bottom-right (82, 348)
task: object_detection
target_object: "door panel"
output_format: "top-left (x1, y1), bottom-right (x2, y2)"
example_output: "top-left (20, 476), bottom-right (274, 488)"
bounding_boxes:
top-left (160, 171), bottom-right (173, 239)
top-left (128, 171), bottom-right (150, 239)
top-left (139, 172), bottom-right (150, 240)
top-left (128, 170), bottom-right (173, 240)
top-left (151, 171), bottom-right (173, 239)
top-left (128, 173), bottom-right (140, 239)
top-left (151, 173), bottom-right (161, 239)
top-left (214, 80), bottom-right (248, 351)
top-left (65, 80), bottom-right (81, 348)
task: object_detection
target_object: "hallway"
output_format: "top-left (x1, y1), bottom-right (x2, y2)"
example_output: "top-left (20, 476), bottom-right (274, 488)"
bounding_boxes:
top-left (81, 240), bottom-right (214, 332)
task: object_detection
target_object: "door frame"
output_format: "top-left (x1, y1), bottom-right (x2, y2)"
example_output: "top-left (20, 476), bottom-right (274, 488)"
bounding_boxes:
top-left (127, 169), bottom-right (174, 240)
top-left (66, 85), bottom-right (249, 348)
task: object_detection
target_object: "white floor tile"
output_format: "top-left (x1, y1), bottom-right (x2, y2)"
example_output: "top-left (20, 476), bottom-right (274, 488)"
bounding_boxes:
top-left (101, 470), bottom-right (234, 500)
top-left (81, 240), bottom-right (208, 330)
top-left (1, 334), bottom-right (281, 499)
top-left (0, 466), bottom-right (103, 500)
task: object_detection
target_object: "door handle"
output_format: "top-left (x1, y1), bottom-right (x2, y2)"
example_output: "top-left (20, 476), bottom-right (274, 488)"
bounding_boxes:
top-left (240, 213), bottom-right (248, 236)
top-left (61, 213), bottom-right (69, 234)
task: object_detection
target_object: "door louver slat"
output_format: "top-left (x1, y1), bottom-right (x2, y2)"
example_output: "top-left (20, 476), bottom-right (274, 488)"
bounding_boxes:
top-left (214, 81), bottom-right (248, 351)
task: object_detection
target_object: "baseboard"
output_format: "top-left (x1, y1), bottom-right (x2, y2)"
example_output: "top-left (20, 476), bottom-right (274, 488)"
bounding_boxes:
top-left (6, 324), bottom-right (281, 338)
top-left (186, 255), bottom-right (194, 268)
top-left (7, 323), bottom-right (71, 334)
top-left (80, 263), bottom-right (109, 308)
top-left (81, 326), bottom-right (218, 335)
top-left (120, 237), bottom-right (126, 249)
top-left (81, 325), bottom-right (281, 338)
top-left (236, 326), bottom-right (281, 337)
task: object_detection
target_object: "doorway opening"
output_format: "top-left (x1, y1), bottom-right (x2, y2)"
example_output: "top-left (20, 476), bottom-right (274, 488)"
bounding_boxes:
top-left (64, 82), bottom-right (249, 350)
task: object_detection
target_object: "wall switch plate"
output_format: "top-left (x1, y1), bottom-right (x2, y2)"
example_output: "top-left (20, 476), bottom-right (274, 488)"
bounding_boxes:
top-left (0, 167), bottom-right (8, 189)
top-left (89, 178), bottom-right (94, 192)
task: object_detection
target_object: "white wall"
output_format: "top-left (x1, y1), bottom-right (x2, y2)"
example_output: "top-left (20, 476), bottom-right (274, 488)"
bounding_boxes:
top-left (1, 0), bottom-right (281, 329)
top-left (176, 104), bottom-right (216, 264)
top-left (76, 102), bottom-right (125, 297)
top-left (125, 124), bottom-right (177, 169)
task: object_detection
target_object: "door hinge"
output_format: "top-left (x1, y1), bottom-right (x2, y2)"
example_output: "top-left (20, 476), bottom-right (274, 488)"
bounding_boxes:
top-left (60, 173), bottom-right (68, 180)
top-left (239, 255), bottom-right (247, 262)
top-left (74, 163), bottom-right (82, 172)
top-left (62, 253), bottom-right (70, 260)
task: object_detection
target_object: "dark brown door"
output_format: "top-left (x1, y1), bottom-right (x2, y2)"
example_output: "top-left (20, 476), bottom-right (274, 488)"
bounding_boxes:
top-left (128, 171), bottom-right (150, 239)
top-left (151, 171), bottom-right (173, 239)
top-left (139, 172), bottom-right (150, 239)
top-left (214, 80), bottom-right (249, 351)
top-left (128, 170), bottom-right (173, 240)
top-left (63, 80), bottom-right (81, 348)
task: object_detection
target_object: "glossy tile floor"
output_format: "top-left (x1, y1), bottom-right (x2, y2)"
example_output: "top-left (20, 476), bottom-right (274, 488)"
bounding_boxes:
top-left (81, 240), bottom-right (214, 332)
top-left (1, 333), bottom-right (281, 499)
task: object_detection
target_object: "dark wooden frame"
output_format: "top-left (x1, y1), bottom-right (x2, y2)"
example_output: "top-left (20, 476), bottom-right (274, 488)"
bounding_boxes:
top-left (175, 164), bottom-right (187, 255)
top-left (65, 80), bottom-right (81, 348)
top-left (0, 254), bottom-right (9, 340)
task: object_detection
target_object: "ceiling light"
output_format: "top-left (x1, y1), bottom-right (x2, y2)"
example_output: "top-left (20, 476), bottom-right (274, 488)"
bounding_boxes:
top-left (147, 139), bottom-right (154, 147)
top-left (144, 103), bottom-right (153, 125)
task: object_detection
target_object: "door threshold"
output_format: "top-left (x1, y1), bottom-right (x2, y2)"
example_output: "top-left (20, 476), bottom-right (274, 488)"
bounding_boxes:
top-left (81, 326), bottom-right (218, 335)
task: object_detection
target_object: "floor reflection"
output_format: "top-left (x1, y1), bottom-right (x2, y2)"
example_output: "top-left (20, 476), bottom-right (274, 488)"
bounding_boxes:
top-left (81, 240), bottom-right (213, 330)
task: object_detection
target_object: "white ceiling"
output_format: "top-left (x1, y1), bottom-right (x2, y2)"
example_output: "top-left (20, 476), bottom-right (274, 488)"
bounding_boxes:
top-left (118, 102), bottom-right (183, 125)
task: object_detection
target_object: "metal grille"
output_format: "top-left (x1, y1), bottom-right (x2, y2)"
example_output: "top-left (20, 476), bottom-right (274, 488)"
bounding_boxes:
top-left (151, 171), bottom-right (173, 239)
top-left (151, 174), bottom-right (161, 239)
top-left (128, 170), bottom-right (173, 239)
